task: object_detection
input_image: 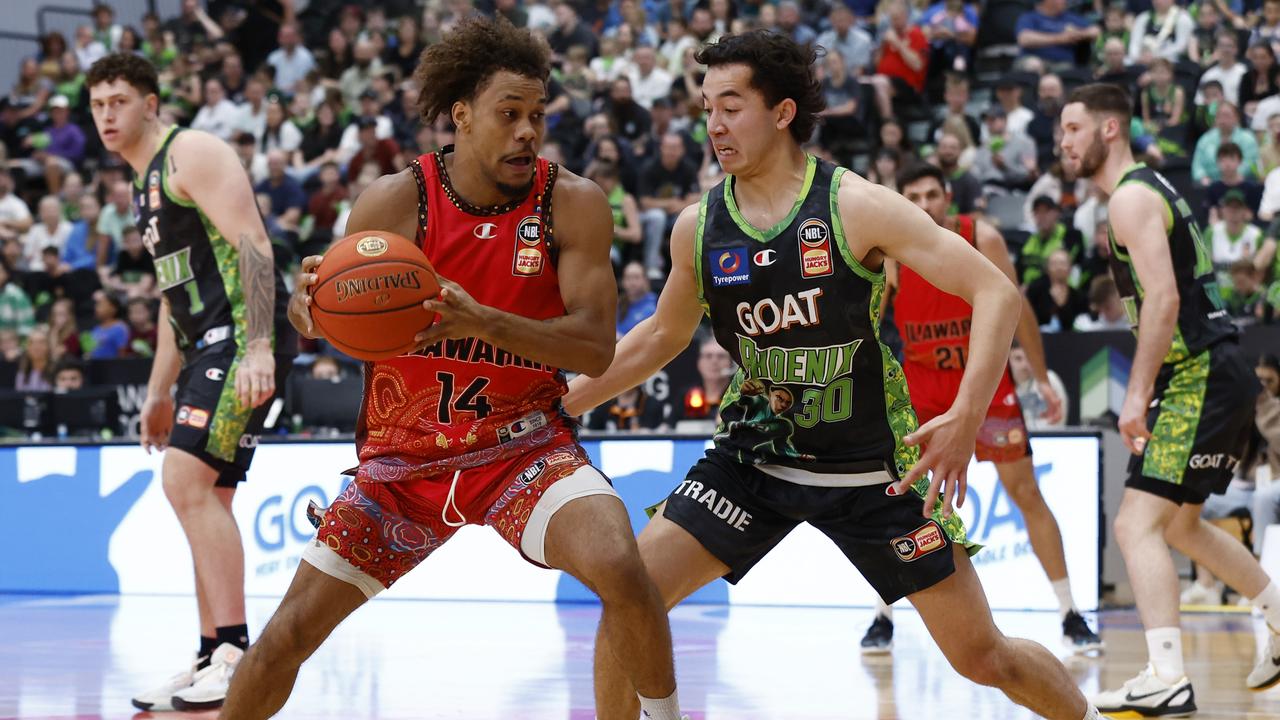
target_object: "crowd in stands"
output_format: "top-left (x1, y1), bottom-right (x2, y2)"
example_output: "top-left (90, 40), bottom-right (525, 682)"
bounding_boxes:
top-left (4, 0), bottom-right (1280, 436)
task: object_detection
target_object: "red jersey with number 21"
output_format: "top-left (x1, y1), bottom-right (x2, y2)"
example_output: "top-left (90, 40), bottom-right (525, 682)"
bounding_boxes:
top-left (894, 214), bottom-right (1019, 420)
top-left (353, 149), bottom-right (574, 484)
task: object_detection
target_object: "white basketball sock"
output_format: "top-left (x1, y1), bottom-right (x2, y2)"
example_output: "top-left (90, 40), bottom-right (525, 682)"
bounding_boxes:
top-left (1145, 627), bottom-right (1185, 684)
top-left (1052, 577), bottom-right (1077, 619)
top-left (1249, 581), bottom-right (1280, 631)
top-left (637, 689), bottom-right (681, 720)
top-left (876, 597), bottom-right (892, 621)
top-left (1082, 705), bottom-right (1101, 720)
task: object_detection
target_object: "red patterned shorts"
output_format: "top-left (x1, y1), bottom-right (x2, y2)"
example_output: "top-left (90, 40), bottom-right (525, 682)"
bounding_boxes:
top-left (303, 443), bottom-right (615, 595)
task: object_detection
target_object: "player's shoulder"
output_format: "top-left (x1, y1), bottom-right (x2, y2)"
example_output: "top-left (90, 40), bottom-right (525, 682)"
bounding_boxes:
top-left (834, 167), bottom-right (897, 218)
top-left (347, 168), bottom-right (420, 238)
top-left (1110, 180), bottom-right (1165, 212)
top-left (550, 164), bottom-right (606, 208)
top-left (167, 128), bottom-right (233, 159)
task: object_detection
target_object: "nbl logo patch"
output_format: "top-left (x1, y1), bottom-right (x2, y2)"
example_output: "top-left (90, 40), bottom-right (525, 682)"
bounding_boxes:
top-left (513, 216), bottom-right (544, 276)
top-left (516, 459), bottom-right (546, 486)
top-left (708, 247), bottom-right (750, 287)
top-left (891, 520), bottom-right (946, 562)
top-left (797, 218), bottom-right (833, 279)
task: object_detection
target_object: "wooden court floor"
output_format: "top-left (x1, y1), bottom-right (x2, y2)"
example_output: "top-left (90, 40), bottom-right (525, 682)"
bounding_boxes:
top-left (2, 594), bottom-right (1278, 719)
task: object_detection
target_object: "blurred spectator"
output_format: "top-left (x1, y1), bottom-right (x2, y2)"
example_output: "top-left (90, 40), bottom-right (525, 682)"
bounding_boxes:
top-left (298, 101), bottom-right (345, 174)
top-left (63, 195), bottom-right (104, 272)
top-left (0, 328), bottom-right (17, 361)
top-left (92, 3), bottom-right (123, 51)
top-left (1255, 0), bottom-right (1280, 57)
top-left (549, 3), bottom-right (600, 59)
top-left (0, 259), bottom-right (34, 337)
top-left (590, 37), bottom-right (635, 90)
top-left (345, 118), bottom-right (404, 186)
top-left (163, 0), bottom-right (222, 52)
top-left (26, 247), bottom-right (71, 312)
top-left (1206, 144), bottom-right (1263, 223)
top-left (1015, 0), bottom-right (1099, 74)
top-left (1096, 37), bottom-right (1132, 84)
top-left (87, 289), bottom-right (127, 360)
top-left (0, 179), bottom-right (28, 247)
top-left (1026, 73), bottom-right (1064, 168)
top-left (869, 0), bottom-right (929, 119)
top-left (97, 180), bottom-right (133, 250)
top-left (14, 324), bottom-right (52, 391)
top-left (1029, 245), bottom-right (1090, 327)
top-left (1094, 4), bottom-right (1129, 67)
top-left (816, 4), bottom-right (874, 76)
top-left (38, 33), bottom-right (68, 79)
top-left (989, 80), bottom-right (1034, 140)
top-left (48, 297), bottom-right (81, 359)
top-left (236, 77), bottom-right (269, 141)
top-left (29, 95), bottom-right (86, 187)
top-left (386, 16), bottom-right (426, 78)
top-left (104, 226), bottom-right (155, 299)
top-left (929, 73), bottom-right (981, 145)
top-left (21, 196), bottom-right (71, 269)
top-left (878, 118), bottom-right (913, 157)
top-left (867, 147), bottom-right (904, 190)
top-left (1073, 275), bottom-right (1131, 331)
top-left (1019, 196), bottom-right (1083, 285)
top-left (1022, 162), bottom-right (1083, 229)
top-left (1220, 259), bottom-right (1266, 319)
top-left (919, 0), bottom-right (979, 74)
top-left (191, 78), bottom-right (240, 140)
top-left (1141, 58), bottom-right (1187, 134)
top-left (339, 40), bottom-right (385, 108)
top-left (125, 297), bottom-right (157, 357)
top-left (818, 51), bottom-right (863, 148)
top-left (1009, 344), bottom-right (1068, 429)
top-left (58, 173), bottom-right (85, 222)
top-left (638, 133), bottom-right (700, 278)
top-left (220, 53), bottom-right (247, 102)
top-left (627, 46), bottom-right (673, 111)
top-left (1241, 43), bottom-right (1280, 118)
top-left (1193, 103), bottom-right (1259, 185)
top-left (266, 22), bottom-right (315, 94)
top-left (971, 106), bottom-right (1038, 192)
top-left (1197, 30), bottom-right (1247, 106)
top-left (589, 162), bottom-right (643, 268)
top-left (679, 336), bottom-right (734, 422)
top-left (604, 77), bottom-right (651, 144)
top-left (616, 261), bottom-right (657, 337)
top-left (305, 162), bottom-right (348, 252)
top-left (52, 355), bottom-right (84, 392)
top-left (1127, 0), bottom-right (1193, 64)
top-left (585, 385), bottom-right (667, 431)
top-left (931, 132), bottom-right (983, 213)
top-left (318, 28), bottom-right (354, 81)
top-left (1210, 190), bottom-right (1265, 275)
top-left (338, 90), bottom-right (395, 164)
top-left (777, 1), bottom-right (817, 46)
top-left (1188, 1), bottom-right (1223, 66)
top-left (310, 355), bottom-right (343, 381)
top-left (256, 150), bottom-right (306, 235)
top-left (232, 131), bottom-right (268, 184)
top-left (74, 25), bottom-right (107, 70)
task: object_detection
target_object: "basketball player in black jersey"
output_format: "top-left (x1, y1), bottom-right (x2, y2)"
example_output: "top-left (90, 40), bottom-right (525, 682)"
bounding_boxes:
top-left (86, 54), bottom-right (296, 711)
top-left (566, 32), bottom-right (1099, 720)
top-left (1062, 84), bottom-right (1280, 717)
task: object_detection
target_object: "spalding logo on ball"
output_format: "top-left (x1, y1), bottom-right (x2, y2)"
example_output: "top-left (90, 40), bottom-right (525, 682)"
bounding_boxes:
top-left (310, 231), bottom-right (441, 360)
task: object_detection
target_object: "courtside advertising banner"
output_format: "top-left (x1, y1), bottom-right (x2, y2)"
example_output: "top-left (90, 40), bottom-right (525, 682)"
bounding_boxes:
top-left (0, 435), bottom-right (1100, 610)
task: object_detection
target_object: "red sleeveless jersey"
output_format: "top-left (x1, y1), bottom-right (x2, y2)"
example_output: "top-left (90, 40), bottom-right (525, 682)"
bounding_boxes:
top-left (894, 214), bottom-right (1018, 417)
top-left (354, 148), bottom-right (574, 483)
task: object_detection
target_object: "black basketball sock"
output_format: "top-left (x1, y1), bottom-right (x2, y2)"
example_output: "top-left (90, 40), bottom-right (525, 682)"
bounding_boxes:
top-left (215, 624), bottom-right (250, 652)
top-left (197, 635), bottom-right (217, 670)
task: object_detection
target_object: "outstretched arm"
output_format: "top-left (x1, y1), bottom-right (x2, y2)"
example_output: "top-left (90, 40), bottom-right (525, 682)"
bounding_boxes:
top-left (563, 203), bottom-right (705, 415)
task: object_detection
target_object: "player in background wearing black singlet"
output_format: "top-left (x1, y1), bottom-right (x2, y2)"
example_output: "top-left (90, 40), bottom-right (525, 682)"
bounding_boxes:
top-left (566, 32), bottom-right (1100, 720)
top-left (85, 54), bottom-right (296, 711)
top-left (1062, 84), bottom-right (1280, 717)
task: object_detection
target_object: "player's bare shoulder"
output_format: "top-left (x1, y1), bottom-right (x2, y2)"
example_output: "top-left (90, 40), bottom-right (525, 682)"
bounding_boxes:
top-left (548, 165), bottom-right (613, 247)
top-left (346, 168), bottom-right (421, 239)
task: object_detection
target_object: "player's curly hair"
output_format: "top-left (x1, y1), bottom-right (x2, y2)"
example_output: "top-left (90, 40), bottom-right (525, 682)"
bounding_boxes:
top-left (86, 52), bottom-right (159, 98)
top-left (695, 31), bottom-right (825, 144)
top-left (413, 16), bottom-right (551, 124)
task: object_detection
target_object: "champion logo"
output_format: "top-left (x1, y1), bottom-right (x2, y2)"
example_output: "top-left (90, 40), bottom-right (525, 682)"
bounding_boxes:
top-left (473, 222), bottom-right (498, 240)
top-left (753, 248), bottom-right (777, 267)
top-left (205, 368), bottom-right (225, 381)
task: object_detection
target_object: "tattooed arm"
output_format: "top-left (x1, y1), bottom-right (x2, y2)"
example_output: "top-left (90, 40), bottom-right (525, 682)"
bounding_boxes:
top-left (166, 129), bottom-right (279, 408)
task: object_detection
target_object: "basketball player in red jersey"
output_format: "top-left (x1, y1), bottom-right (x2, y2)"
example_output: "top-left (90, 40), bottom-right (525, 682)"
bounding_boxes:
top-left (857, 163), bottom-right (1103, 654)
top-left (219, 18), bottom-right (684, 720)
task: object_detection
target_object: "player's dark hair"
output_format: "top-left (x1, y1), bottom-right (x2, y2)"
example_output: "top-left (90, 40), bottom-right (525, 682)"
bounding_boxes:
top-left (86, 52), bottom-right (159, 98)
top-left (1259, 353), bottom-right (1280, 376)
top-left (413, 16), bottom-right (551, 124)
top-left (695, 31), bottom-right (825, 144)
top-left (1066, 83), bottom-right (1132, 137)
top-left (895, 163), bottom-right (948, 194)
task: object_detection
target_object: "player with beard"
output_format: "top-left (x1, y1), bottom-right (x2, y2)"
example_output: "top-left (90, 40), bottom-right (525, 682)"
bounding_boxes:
top-left (1061, 83), bottom-right (1280, 717)
top-left (218, 18), bottom-right (684, 720)
top-left (567, 31), bottom-right (1101, 720)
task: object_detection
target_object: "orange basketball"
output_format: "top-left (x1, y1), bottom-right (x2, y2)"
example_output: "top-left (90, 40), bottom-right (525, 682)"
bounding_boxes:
top-left (310, 230), bottom-right (440, 360)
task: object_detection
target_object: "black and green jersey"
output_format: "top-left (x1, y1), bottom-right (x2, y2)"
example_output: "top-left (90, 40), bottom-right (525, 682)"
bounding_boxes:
top-left (695, 155), bottom-right (918, 478)
top-left (1107, 163), bottom-right (1237, 365)
top-left (134, 127), bottom-right (294, 354)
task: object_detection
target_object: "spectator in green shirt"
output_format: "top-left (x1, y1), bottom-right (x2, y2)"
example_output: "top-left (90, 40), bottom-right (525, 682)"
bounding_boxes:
top-left (0, 259), bottom-right (34, 338)
top-left (1018, 195), bottom-right (1084, 286)
top-left (1193, 102), bottom-right (1261, 184)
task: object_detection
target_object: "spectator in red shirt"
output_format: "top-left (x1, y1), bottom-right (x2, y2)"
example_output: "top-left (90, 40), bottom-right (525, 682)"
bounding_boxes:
top-left (305, 161), bottom-right (348, 254)
top-left (866, 0), bottom-right (929, 121)
top-left (345, 117), bottom-right (403, 186)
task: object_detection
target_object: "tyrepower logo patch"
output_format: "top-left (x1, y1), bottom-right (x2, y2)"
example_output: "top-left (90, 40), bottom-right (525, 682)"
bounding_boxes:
top-left (708, 247), bottom-right (750, 287)
top-left (891, 520), bottom-right (946, 562)
top-left (797, 218), bottom-right (833, 278)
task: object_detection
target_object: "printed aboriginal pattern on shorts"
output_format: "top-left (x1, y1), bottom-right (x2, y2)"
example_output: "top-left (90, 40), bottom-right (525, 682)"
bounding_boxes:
top-left (317, 481), bottom-right (447, 590)
top-left (484, 447), bottom-right (590, 553)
